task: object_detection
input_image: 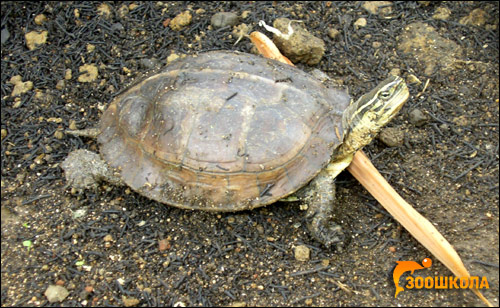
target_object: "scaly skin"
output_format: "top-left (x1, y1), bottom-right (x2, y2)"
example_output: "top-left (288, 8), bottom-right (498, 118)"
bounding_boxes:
top-left (302, 76), bottom-right (409, 248)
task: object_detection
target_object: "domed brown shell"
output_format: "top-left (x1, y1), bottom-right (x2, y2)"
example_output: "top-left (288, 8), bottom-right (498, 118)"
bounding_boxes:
top-left (98, 51), bottom-right (350, 211)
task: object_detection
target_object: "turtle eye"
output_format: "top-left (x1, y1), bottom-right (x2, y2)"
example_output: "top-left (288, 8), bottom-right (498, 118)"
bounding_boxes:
top-left (378, 91), bottom-right (391, 100)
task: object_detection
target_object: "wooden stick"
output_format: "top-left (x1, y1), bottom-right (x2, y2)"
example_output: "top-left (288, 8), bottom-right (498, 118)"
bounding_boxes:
top-left (348, 151), bottom-right (491, 306)
top-left (249, 31), bottom-right (293, 65)
top-left (249, 30), bottom-right (492, 306)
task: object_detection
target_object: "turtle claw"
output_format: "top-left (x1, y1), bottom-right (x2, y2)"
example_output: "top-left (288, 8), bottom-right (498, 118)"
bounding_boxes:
top-left (307, 214), bottom-right (346, 251)
top-left (299, 169), bottom-right (346, 250)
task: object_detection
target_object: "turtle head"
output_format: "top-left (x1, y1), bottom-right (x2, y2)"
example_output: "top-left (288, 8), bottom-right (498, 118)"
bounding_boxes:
top-left (340, 76), bottom-right (409, 155)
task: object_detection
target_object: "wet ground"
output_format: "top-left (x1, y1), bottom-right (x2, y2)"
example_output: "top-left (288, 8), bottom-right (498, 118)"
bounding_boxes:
top-left (1, 1), bottom-right (498, 307)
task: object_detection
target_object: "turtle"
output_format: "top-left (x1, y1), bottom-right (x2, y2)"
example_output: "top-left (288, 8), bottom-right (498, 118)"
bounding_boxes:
top-left (62, 51), bottom-right (409, 248)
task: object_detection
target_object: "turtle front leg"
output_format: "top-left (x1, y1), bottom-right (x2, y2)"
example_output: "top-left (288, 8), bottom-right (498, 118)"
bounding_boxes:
top-left (298, 169), bottom-right (346, 250)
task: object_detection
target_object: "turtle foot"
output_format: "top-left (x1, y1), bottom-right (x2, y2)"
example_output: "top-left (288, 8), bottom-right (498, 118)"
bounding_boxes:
top-left (61, 149), bottom-right (122, 190)
top-left (307, 215), bottom-right (346, 251)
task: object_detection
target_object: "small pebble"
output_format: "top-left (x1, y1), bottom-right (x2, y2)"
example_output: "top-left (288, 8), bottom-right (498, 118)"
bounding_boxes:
top-left (1, 28), bottom-right (10, 44)
top-left (409, 109), bottom-right (428, 126)
top-left (211, 12), bottom-right (239, 29)
top-left (25, 30), bottom-right (48, 50)
top-left (45, 285), bottom-right (69, 303)
top-left (354, 18), bottom-right (367, 28)
top-left (328, 28), bottom-right (340, 40)
top-left (378, 127), bottom-right (404, 147)
top-left (139, 58), bottom-right (159, 69)
top-left (34, 14), bottom-right (47, 25)
top-left (170, 11), bottom-right (192, 31)
top-left (294, 245), bottom-right (310, 261)
top-left (122, 296), bottom-right (140, 307)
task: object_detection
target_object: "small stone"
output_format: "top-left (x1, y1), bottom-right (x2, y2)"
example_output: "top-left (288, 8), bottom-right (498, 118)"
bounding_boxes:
top-left (12, 97), bottom-right (21, 108)
top-left (25, 30), bottom-right (48, 50)
top-left (432, 6), bottom-right (451, 20)
top-left (9, 75), bottom-right (33, 96)
top-left (78, 64), bottom-right (98, 83)
top-left (211, 12), bottom-right (239, 29)
top-left (56, 80), bottom-right (65, 90)
top-left (241, 11), bottom-right (251, 19)
top-left (122, 296), bottom-right (140, 307)
top-left (10, 75), bottom-right (22, 85)
top-left (453, 115), bottom-right (469, 127)
top-left (354, 18), bottom-right (367, 29)
top-left (103, 234), bottom-right (113, 242)
top-left (1, 28), bottom-right (10, 44)
top-left (362, 1), bottom-right (393, 15)
top-left (328, 28), bottom-right (340, 40)
top-left (409, 109), bottom-right (428, 126)
top-left (158, 238), bottom-right (170, 251)
top-left (111, 23), bottom-right (124, 32)
top-left (72, 208), bottom-right (87, 219)
top-left (54, 130), bottom-right (64, 139)
top-left (170, 11), bottom-right (192, 31)
top-left (45, 285), bottom-right (69, 303)
top-left (139, 58), bottom-right (159, 69)
top-left (294, 245), bottom-right (310, 261)
top-left (64, 69), bottom-right (72, 80)
top-left (79, 289), bottom-right (91, 300)
top-left (117, 5), bottom-right (129, 18)
top-left (439, 123), bottom-right (449, 131)
top-left (97, 3), bottom-right (112, 17)
top-left (459, 8), bottom-right (488, 27)
top-left (378, 127), bottom-right (404, 147)
top-left (34, 14), bottom-right (47, 25)
top-left (272, 18), bottom-right (325, 65)
top-left (33, 152), bottom-right (47, 165)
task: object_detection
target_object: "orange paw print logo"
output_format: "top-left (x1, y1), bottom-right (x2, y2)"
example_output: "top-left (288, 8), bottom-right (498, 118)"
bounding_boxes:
top-left (393, 258), bottom-right (432, 298)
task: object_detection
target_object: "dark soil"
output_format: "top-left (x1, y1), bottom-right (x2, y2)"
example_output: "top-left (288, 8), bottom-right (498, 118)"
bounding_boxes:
top-left (1, 2), bottom-right (498, 307)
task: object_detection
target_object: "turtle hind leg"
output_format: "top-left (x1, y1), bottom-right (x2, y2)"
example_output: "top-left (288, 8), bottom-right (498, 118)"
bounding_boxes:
top-left (300, 169), bottom-right (346, 250)
top-left (61, 149), bottom-right (122, 190)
